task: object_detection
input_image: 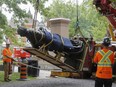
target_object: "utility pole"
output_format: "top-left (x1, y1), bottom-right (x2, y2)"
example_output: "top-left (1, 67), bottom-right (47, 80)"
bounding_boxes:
top-left (32, 0), bottom-right (40, 31)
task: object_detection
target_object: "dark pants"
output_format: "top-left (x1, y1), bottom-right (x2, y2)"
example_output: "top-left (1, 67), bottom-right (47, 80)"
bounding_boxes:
top-left (95, 77), bottom-right (112, 87)
top-left (3, 62), bottom-right (12, 80)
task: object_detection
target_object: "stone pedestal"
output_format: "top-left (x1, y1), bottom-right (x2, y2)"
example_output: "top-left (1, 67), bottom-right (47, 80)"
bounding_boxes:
top-left (47, 18), bottom-right (70, 38)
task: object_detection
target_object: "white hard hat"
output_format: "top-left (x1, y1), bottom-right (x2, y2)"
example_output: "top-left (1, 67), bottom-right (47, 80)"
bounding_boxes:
top-left (6, 39), bottom-right (10, 45)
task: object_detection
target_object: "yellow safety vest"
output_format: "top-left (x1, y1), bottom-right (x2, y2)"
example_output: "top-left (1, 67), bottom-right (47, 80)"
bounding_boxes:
top-left (98, 50), bottom-right (112, 67)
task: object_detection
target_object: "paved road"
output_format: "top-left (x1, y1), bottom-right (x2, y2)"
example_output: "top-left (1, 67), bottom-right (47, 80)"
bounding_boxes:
top-left (0, 78), bottom-right (116, 87)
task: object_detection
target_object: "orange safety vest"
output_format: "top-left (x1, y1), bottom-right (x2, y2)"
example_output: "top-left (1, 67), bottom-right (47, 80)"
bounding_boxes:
top-left (2, 48), bottom-right (12, 62)
top-left (94, 48), bottom-right (114, 79)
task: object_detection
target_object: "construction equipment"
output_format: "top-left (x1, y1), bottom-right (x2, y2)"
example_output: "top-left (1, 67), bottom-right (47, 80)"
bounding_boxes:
top-left (93, 0), bottom-right (116, 80)
top-left (93, 0), bottom-right (116, 29)
top-left (13, 47), bottom-right (30, 58)
top-left (16, 0), bottom-right (116, 79)
top-left (17, 26), bottom-right (96, 78)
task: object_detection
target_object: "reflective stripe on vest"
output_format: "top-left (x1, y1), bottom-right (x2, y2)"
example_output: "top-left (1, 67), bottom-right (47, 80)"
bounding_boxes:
top-left (98, 50), bottom-right (112, 67)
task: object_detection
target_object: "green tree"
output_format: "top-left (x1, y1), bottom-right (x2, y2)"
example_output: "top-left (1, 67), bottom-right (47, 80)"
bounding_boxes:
top-left (45, 0), bottom-right (109, 41)
top-left (0, 0), bottom-right (31, 44)
top-left (0, 0), bottom-right (48, 45)
top-left (44, 0), bottom-right (77, 37)
top-left (78, 0), bottom-right (108, 41)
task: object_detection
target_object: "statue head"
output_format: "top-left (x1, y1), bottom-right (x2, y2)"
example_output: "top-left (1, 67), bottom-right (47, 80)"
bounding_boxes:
top-left (17, 27), bottom-right (27, 37)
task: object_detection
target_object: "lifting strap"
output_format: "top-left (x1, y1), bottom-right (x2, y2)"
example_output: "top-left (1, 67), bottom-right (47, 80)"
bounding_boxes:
top-left (39, 33), bottom-right (54, 50)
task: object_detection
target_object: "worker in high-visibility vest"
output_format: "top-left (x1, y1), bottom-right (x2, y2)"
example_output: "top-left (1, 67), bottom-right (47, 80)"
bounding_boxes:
top-left (93, 37), bottom-right (115, 87)
top-left (2, 41), bottom-right (13, 82)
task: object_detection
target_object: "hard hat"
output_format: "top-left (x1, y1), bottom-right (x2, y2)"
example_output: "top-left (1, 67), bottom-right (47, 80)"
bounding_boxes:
top-left (6, 39), bottom-right (10, 45)
top-left (102, 37), bottom-right (111, 46)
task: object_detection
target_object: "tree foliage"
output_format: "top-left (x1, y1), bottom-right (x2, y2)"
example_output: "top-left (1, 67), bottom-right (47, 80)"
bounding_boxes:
top-left (0, 0), bottom-right (31, 44)
top-left (0, 0), bottom-right (113, 45)
top-left (45, 0), bottom-right (109, 41)
top-left (78, 0), bottom-right (108, 41)
top-left (44, 0), bottom-right (77, 37)
top-left (0, 0), bottom-right (48, 45)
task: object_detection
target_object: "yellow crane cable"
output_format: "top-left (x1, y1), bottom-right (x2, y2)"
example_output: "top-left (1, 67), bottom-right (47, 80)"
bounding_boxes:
top-left (75, 0), bottom-right (88, 47)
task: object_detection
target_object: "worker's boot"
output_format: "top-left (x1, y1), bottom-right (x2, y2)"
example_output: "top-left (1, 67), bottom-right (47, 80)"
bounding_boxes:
top-left (4, 78), bottom-right (10, 82)
top-left (8, 79), bottom-right (11, 81)
top-left (8, 74), bottom-right (12, 81)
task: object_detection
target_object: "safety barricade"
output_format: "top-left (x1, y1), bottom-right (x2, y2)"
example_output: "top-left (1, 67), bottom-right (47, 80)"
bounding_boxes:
top-left (17, 58), bottom-right (29, 81)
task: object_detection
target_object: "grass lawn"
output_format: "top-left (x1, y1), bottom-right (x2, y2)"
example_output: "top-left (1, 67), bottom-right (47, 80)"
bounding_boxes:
top-left (0, 60), bottom-right (3, 65)
top-left (0, 60), bottom-right (38, 84)
top-left (0, 71), bottom-right (36, 83)
top-left (0, 60), bottom-right (37, 83)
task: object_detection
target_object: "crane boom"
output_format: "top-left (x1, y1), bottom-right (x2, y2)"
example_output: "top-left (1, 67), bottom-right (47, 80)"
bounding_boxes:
top-left (93, 0), bottom-right (116, 28)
